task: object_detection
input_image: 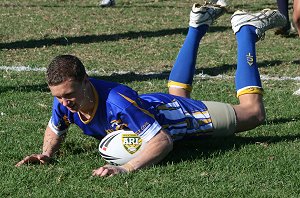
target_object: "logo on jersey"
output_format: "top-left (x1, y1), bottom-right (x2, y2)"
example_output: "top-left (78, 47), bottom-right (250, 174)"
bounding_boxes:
top-left (246, 52), bottom-right (254, 66)
top-left (110, 119), bottom-right (127, 130)
top-left (122, 133), bottom-right (143, 154)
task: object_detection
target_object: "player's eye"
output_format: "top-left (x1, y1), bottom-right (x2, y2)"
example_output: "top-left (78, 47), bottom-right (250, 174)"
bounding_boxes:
top-left (63, 92), bottom-right (75, 99)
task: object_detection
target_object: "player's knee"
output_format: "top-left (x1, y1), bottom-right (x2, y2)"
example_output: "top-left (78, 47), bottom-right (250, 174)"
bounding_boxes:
top-left (242, 103), bottom-right (265, 127)
top-left (252, 105), bottom-right (266, 126)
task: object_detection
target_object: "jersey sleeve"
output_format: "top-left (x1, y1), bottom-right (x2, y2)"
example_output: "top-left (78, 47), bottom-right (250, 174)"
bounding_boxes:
top-left (48, 98), bottom-right (72, 136)
top-left (120, 101), bottom-right (162, 142)
top-left (107, 87), bottom-right (162, 142)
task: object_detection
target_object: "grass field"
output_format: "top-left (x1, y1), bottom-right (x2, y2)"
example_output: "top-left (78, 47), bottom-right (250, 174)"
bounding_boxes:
top-left (1, 0), bottom-right (300, 197)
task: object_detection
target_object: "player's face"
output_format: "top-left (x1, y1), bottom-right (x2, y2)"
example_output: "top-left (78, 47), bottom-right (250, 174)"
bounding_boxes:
top-left (49, 79), bottom-right (86, 113)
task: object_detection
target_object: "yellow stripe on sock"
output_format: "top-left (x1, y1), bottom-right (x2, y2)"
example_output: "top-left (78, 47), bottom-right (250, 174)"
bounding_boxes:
top-left (237, 87), bottom-right (264, 98)
top-left (168, 80), bottom-right (192, 92)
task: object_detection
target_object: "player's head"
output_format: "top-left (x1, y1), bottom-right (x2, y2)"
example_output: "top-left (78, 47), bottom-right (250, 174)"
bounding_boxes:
top-left (47, 55), bottom-right (91, 113)
top-left (46, 55), bottom-right (87, 86)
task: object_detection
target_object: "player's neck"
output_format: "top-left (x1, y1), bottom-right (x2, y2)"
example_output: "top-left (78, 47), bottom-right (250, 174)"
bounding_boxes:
top-left (78, 82), bottom-right (95, 120)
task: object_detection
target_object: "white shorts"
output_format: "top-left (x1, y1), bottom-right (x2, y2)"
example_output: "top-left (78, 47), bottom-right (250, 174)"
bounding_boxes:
top-left (203, 101), bottom-right (237, 137)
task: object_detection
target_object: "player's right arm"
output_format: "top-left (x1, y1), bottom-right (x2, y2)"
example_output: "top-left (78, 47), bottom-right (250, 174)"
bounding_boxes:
top-left (15, 126), bottom-right (64, 166)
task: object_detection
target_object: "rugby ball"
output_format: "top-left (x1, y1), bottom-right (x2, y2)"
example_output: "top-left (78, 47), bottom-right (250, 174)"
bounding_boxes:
top-left (99, 130), bottom-right (146, 165)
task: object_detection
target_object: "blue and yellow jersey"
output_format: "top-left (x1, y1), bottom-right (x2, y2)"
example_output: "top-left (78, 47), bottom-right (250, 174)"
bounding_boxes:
top-left (48, 78), bottom-right (213, 142)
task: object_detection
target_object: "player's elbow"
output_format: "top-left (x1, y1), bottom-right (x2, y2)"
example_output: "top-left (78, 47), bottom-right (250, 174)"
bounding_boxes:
top-left (162, 130), bottom-right (173, 154)
top-left (154, 130), bottom-right (174, 157)
top-left (165, 136), bottom-right (173, 154)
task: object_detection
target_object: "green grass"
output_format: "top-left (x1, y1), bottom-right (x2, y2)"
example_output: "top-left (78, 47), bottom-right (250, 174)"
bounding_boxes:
top-left (1, 0), bottom-right (300, 197)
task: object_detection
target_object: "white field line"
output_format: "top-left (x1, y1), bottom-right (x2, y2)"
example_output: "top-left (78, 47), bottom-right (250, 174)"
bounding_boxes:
top-left (0, 66), bottom-right (46, 72)
top-left (1, 65), bottom-right (300, 95)
top-left (293, 88), bottom-right (300, 95)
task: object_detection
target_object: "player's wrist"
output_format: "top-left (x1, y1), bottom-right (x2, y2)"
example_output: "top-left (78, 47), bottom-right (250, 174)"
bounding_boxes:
top-left (41, 151), bottom-right (52, 158)
top-left (120, 162), bottom-right (136, 173)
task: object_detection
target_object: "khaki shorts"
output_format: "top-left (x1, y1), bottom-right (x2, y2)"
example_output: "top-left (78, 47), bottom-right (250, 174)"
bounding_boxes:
top-left (202, 101), bottom-right (237, 137)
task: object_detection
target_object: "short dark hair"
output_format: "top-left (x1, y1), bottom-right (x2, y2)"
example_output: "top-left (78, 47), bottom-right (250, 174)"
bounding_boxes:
top-left (46, 55), bottom-right (87, 86)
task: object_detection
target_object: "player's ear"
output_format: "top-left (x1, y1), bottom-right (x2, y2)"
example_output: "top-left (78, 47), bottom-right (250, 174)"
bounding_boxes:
top-left (83, 74), bottom-right (89, 82)
top-left (80, 75), bottom-right (89, 88)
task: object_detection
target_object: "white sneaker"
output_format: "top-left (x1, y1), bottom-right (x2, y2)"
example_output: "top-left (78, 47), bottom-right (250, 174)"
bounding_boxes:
top-left (209, 0), bottom-right (227, 7)
top-left (100, 0), bottom-right (115, 7)
top-left (231, 9), bottom-right (287, 40)
top-left (189, 3), bottom-right (226, 28)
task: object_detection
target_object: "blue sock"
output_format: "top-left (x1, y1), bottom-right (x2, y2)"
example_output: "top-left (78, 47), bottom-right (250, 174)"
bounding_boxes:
top-left (235, 25), bottom-right (262, 95)
top-left (277, 0), bottom-right (289, 21)
top-left (168, 25), bottom-right (209, 91)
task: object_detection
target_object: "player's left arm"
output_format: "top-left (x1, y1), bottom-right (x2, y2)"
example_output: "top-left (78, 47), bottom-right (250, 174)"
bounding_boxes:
top-left (92, 129), bottom-right (173, 177)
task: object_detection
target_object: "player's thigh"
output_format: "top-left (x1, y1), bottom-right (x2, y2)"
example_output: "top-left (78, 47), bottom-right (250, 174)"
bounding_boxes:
top-left (203, 101), bottom-right (237, 137)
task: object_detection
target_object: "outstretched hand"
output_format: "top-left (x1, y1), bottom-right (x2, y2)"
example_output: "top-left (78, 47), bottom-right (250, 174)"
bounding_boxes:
top-left (15, 154), bottom-right (51, 167)
top-left (92, 165), bottom-right (128, 177)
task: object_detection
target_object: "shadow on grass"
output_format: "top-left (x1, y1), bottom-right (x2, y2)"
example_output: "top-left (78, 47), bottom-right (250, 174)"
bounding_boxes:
top-left (162, 132), bottom-right (300, 165)
top-left (0, 2), bottom-right (187, 9)
top-left (1, 1), bottom-right (289, 10)
top-left (62, 114), bottom-right (300, 158)
top-left (24, 114), bottom-right (299, 167)
top-left (0, 26), bottom-right (229, 50)
top-left (0, 3), bottom-right (98, 8)
top-left (0, 83), bottom-right (49, 93)
top-left (57, 130), bottom-right (300, 167)
top-left (164, 115), bottom-right (300, 164)
top-left (266, 115), bottom-right (300, 125)
top-left (292, 59), bottom-right (300, 64)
